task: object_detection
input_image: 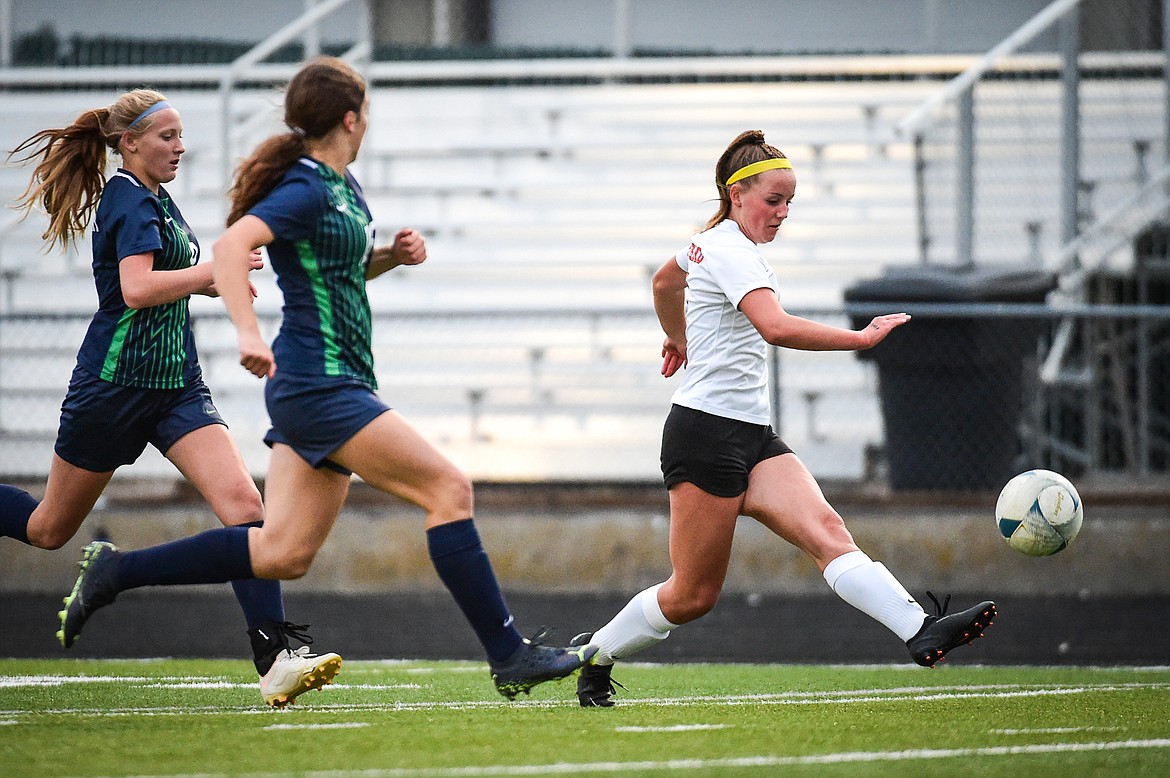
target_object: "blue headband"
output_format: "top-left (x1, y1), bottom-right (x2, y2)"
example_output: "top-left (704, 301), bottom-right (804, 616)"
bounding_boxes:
top-left (128, 100), bottom-right (172, 129)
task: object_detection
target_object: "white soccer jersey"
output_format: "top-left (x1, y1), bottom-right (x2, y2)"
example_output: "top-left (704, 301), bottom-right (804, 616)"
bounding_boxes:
top-left (670, 219), bottom-right (778, 424)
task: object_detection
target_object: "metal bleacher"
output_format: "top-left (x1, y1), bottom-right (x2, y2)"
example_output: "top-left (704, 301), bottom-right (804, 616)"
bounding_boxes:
top-left (0, 75), bottom-right (922, 481)
top-left (7, 37), bottom-right (1161, 483)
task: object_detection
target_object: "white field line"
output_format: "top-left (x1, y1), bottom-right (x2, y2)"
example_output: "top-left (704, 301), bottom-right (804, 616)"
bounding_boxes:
top-left (991, 726), bottom-right (1125, 735)
top-left (0, 675), bottom-right (420, 691)
top-left (0, 675), bottom-right (166, 687)
top-left (94, 739), bottom-right (1170, 778)
top-left (263, 722), bottom-right (371, 731)
top-left (3, 681), bottom-right (1168, 719)
top-left (615, 724), bottom-right (730, 733)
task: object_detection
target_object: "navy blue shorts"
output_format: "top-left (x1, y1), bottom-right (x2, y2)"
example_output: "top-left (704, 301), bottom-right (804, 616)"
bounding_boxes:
top-left (55, 365), bottom-right (226, 473)
top-left (263, 372), bottom-right (390, 476)
top-left (660, 404), bottom-right (793, 498)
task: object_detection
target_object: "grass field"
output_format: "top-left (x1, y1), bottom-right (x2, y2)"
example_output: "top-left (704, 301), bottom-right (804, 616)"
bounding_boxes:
top-left (2, 658), bottom-right (1168, 777)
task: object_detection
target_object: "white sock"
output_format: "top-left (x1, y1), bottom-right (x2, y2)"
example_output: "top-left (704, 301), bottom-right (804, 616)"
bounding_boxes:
top-left (590, 583), bottom-right (678, 665)
top-left (823, 550), bottom-right (927, 642)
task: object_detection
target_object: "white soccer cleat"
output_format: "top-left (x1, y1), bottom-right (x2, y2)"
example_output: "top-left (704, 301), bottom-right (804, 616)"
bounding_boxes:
top-left (259, 646), bottom-right (342, 708)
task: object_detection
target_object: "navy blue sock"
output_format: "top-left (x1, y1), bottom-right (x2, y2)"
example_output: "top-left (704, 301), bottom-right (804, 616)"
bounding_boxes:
top-left (228, 522), bottom-right (285, 629)
top-left (116, 526), bottom-right (254, 591)
top-left (0, 484), bottom-right (38, 545)
top-left (427, 518), bottom-right (523, 663)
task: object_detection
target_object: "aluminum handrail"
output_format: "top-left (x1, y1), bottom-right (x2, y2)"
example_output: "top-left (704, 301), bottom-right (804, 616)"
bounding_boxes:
top-left (3, 48), bottom-right (1157, 90)
top-left (218, 0), bottom-right (361, 185)
top-left (1050, 163), bottom-right (1170, 273)
top-left (895, 0), bottom-right (1081, 138)
top-left (0, 53), bottom-right (983, 89)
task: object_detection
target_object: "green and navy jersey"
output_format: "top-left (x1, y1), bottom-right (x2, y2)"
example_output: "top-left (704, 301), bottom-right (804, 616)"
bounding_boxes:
top-left (76, 170), bottom-right (201, 389)
top-left (249, 157), bottom-right (377, 388)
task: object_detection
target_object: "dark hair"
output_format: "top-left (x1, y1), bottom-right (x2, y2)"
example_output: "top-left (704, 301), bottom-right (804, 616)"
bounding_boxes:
top-left (704, 129), bottom-right (788, 230)
top-left (227, 56), bottom-right (366, 226)
top-left (9, 89), bottom-right (169, 250)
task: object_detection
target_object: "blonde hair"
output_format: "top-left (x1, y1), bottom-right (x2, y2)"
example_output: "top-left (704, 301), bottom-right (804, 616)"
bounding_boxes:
top-left (704, 129), bottom-right (788, 230)
top-left (8, 89), bottom-right (169, 250)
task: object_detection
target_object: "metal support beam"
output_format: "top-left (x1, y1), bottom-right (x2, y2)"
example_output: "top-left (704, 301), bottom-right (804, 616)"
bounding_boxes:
top-left (1059, 5), bottom-right (1081, 251)
top-left (0, 0), bottom-right (11, 68)
top-left (1165, 0), bottom-right (1170, 175)
top-left (956, 88), bottom-right (975, 267)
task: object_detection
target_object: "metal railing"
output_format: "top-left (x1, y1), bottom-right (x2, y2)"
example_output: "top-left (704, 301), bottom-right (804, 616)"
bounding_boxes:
top-left (896, 0), bottom-right (1170, 270)
top-left (217, 0), bottom-right (370, 187)
top-left (0, 303), bottom-right (1166, 486)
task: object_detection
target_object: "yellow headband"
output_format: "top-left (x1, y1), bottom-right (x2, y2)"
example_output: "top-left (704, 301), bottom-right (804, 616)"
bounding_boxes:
top-left (725, 157), bottom-right (793, 187)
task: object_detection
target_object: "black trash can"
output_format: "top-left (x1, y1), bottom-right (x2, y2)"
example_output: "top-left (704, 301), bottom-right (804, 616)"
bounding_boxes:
top-left (844, 266), bottom-right (1057, 491)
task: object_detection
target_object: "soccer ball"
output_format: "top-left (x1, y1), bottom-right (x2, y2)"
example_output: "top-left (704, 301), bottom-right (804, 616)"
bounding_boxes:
top-left (995, 469), bottom-right (1083, 557)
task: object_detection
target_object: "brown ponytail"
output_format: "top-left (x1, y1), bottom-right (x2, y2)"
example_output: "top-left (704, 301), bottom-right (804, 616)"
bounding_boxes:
top-left (704, 129), bottom-right (787, 230)
top-left (226, 133), bottom-right (308, 226)
top-left (227, 56), bottom-right (366, 226)
top-left (8, 89), bottom-right (170, 251)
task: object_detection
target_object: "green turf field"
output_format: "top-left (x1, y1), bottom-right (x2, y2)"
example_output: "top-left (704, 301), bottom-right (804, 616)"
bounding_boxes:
top-left (1, 658), bottom-right (1168, 777)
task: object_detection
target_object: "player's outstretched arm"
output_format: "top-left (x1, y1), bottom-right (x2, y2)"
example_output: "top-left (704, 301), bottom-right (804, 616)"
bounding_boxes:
top-left (739, 288), bottom-right (910, 351)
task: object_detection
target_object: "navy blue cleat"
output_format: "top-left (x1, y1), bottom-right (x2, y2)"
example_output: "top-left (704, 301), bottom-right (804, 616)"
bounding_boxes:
top-left (57, 541), bottom-right (121, 649)
top-left (490, 628), bottom-right (597, 700)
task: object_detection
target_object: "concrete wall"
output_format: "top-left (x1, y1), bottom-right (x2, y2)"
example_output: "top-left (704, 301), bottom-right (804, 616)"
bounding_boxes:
top-left (3, 482), bottom-right (1165, 596)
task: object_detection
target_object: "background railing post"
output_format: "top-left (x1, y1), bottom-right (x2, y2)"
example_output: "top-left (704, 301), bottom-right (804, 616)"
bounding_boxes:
top-left (0, 0), bottom-right (11, 68)
top-left (913, 133), bottom-right (930, 265)
top-left (956, 87), bottom-right (975, 268)
top-left (1165, 0), bottom-right (1170, 195)
top-left (304, 0), bottom-right (322, 58)
top-left (1059, 4), bottom-right (1081, 254)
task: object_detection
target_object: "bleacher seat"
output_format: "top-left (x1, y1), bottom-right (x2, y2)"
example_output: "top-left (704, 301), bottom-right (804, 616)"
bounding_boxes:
top-left (0, 72), bottom-right (1159, 481)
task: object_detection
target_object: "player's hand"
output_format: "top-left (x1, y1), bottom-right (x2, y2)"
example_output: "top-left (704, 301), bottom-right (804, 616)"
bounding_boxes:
top-left (859, 313), bottom-right (911, 348)
top-left (391, 228), bottom-right (427, 267)
top-left (661, 337), bottom-right (687, 377)
top-left (247, 250), bottom-right (264, 272)
top-left (238, 331), bottom-right (275, 379)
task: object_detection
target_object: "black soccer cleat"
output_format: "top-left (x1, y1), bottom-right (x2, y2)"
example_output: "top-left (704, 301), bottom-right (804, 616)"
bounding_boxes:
top-left (905, 592), bottom-right (996, 668)
top-left (57, 541), bottom-right (122, 648)
top-left (489, 628), bottom-right (597, 701)
top-left (570, 632), bottom-right (626, 708)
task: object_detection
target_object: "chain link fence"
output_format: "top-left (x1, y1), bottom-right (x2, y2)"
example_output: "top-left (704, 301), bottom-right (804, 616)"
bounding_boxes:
top-left (1, 303), bottom-right (1166, 490)
top-left (908, 0), bottom-right (1166, 268)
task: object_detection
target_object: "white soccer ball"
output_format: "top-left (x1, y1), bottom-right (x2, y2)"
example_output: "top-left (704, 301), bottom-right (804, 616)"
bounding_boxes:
top-left (995, 469), bottom-right (1083, 557)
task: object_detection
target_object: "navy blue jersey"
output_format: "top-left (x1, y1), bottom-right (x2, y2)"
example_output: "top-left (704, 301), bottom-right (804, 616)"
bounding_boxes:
top-left (249, 157), bottom-right (377, 387)
top-left (77, 170), bottom-right (201, 389)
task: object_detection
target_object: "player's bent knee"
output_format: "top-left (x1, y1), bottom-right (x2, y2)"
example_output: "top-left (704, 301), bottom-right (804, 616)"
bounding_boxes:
top-left (252, 543), bottom-right (318, 580)
top-left (25, 525), bottom-right (71, 550)
top-left (813, 508), bottom-right (854, 545)
top-left (213, 484), bottom-right (264, 525)
top-left (265, 556), bottom-right (313, 580)
top-left (667, 586), bottom-right (721, 624)
top-left (427, 469), bottom-right (474, 520)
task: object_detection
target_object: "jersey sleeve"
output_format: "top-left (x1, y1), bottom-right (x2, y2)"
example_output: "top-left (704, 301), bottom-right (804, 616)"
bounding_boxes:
top-left (705, 246), bottom-right (774, 309)
top-left (110, 185), bottom-right (163, 262)
top-left (249, 177), bottom-right (328, 242)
